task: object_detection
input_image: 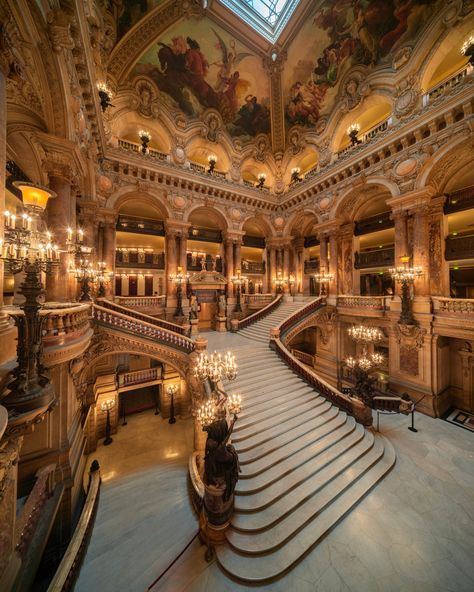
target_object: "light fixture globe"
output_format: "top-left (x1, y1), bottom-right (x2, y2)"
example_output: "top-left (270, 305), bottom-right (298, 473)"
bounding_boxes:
top-left (13, 181), bottom-right (57, 212)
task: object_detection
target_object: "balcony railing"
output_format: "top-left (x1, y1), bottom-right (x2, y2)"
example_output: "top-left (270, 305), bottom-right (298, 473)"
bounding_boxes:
top-left (115, 295), bottom-right (166, 309)
top-left (337, 295), bottom-right (388, 310)
top-left (243, 293), bottom-right (273, 308)
top-left (117, 215), bottom-right (165, 236)
top-left (336, 118), bottom-right (392, 159)
top-left (432, 296), bottom-right (474, 315)
top-left (118, 366), bottom-right (162, 389)
top-left (116, 250), bottom-right (165, 269)
top-left (444, 185), bottom-right (474, 214)
top-left (354, 211), bottom-right (393, 236)
top-left (445, 234), bottom-right (474, 260)
top-left (242, 260), bottom-right (265, 274)
top-left (291, 348), bottom-right (315, 367)
top-left (423, 64), bottom-right (473, 105)
top-left (118, 138), bottom-right (169, 161)
top-left (354, 247), bottom-right (394, 269)
top-left (304, 260), bottom-right (320, 273)
top-left (187, 254), bottom-right (223, 272)
top-left (189, 161), bottom-right (226, 180)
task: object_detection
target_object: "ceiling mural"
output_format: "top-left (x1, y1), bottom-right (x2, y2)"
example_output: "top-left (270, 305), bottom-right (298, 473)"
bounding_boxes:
top-left (129, 17), bottom-right (271, 140)
top-left (116, 0), bottom-right (165, 40)
top-left (283, 0), bottom-right (440, 130)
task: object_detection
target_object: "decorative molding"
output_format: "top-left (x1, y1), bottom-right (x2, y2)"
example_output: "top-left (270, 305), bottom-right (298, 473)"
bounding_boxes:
top-left (395, 323), bottom-right (427, 350)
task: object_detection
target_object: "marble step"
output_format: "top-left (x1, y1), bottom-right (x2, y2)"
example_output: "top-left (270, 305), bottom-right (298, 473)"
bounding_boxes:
top-left (234, 425), bottom-right (369, 512)
top-left (229, 367), bottom-right (291, 388)
top-left (216, 437), bottom-right (396, 583)
top-left (237, 417), bottom-right (357, 490)
top-left (239, 413), bottom-right (350, 476)
top-left (235, 402), bottom-right (335, 459)
top-left (228, 376), bottom-right (305, 407)
top-left (238, 331), bottom-right (271, 342)
top-left (229, 435), bottom-right (383, 548)
top-left (230, 384), bottom-right (316, 417)
top-left (233, 387), bottom-right (316, 428)
top-left (233, 396), bottom-right (326, 444)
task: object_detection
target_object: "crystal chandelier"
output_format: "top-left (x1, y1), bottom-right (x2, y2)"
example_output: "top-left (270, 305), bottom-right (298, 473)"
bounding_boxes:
top-left (227, 393), bottom-right (242, 415)
top-left (194, 350), bottom-right (238, 383)
top-left (347, 324), bottom-right (384, 343)
top-left (196, 400), bottom-right (217, 428)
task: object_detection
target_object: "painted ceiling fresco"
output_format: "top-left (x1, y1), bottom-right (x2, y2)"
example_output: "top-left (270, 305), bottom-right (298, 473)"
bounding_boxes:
top-left (129, 18), bottom-right (271, 139)
top-left (283, 0), bottom-right (440, 130)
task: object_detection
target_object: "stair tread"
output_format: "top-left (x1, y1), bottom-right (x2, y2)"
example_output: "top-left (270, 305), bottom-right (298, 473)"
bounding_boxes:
top-left (235, 389), bottom-right (318, 427)
top-left (216, 437), bottom-right (396, 583)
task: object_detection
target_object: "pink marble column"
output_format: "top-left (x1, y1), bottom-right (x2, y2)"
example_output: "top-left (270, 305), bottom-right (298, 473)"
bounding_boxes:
top-left (179, 233), bottom-right (188, 271)
top-left (102, 220), bottom-right (116, 298)
top-left (269, 247), bottom-right (277, 294)
top-left (233, 239), bottom-right (242, 273)
top-left (319, 235), bottom-right (329, 272)
top-left (329, 232), bottom-right (340, 295)
top-left (225, 238), bottom-right (234, 293)
top-left (166, 231), bottom-right (178, 296)
top-left (283, 244), bottom-right (290, 292)
top-left (412, 205), bottom-right (430, 297)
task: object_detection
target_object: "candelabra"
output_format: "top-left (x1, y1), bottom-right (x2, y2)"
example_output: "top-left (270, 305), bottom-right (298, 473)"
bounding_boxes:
top-left (101, 398), bottom-right (115, 445)
top-left (97, 82), bottom-right (113, 112)
top-left (167, 384), bottom-right (178, 424)
top-left (169, 266), bottom-right (189, 317)
top-left (256, 173), bottom-right (266, 189)
top-left (347, 123), bottom-right (362, 146)
top-left (389, 255), bottom-right (423, 325)
top-left (194, 351), bottom-right (238, 384)
top-left (96, 261), bottom-right (110, 298)
top-left (139, 130), bottom-right (151, 154)
top-left (291, 167), bottom-right (302, 183)
top-left (196, 400), bottom-right (217, 428)
top-left (231, 269), bottom-right (246, 312)
top-left (314, 269), bottom-right (334, 296)
top-left (1, 182), bottom-right (58, 415)
top-left (273, 270), bottom-right (286, 294)
top-left (348, 324), bottom-right (384, 343)
top-left (66, 227), bottom-right (96, 301)
top-left (207, 154), bottom-right (217, 174)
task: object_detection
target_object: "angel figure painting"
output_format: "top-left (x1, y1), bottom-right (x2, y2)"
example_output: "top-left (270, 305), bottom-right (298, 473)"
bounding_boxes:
top-left (284, 0), bottom-right (439, 128)
top-left (131, 20), bottom-right (271, 139)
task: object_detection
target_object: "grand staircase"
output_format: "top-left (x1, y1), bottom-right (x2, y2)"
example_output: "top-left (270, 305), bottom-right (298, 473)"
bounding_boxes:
top-left (212, 299), bottom-right (396, 584)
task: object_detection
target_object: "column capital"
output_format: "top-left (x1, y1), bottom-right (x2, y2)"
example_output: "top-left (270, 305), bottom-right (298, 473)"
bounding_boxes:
top-left (223, 230), bottom-right (244, 243)
top-left (292, 237), bottom-right (305, 250)
top-left (386, 187), bottom-right (436, 213)
top-left (165, 220), bottom-right (190, 237)
top-left (314, 220), bottom-right (341, 238)
top-left (98, 209), bottom-right (118, 226)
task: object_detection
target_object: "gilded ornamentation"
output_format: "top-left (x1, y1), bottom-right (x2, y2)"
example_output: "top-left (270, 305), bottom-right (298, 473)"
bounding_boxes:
top-left (395, 324), bottom-right (426, 350)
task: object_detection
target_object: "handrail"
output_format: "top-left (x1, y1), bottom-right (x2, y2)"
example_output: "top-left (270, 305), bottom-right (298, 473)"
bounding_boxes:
top-left (47, 462), bottom-right (101, 592)
top-left (147, 531), bottom-right (200, 591)
top-left (97, 298), bottom-right (186, 335)
top-left (92, 304), bottom-right (195, 353)
top-left (432, 296), bottom-right (474, 314)
top-left (271, 298), bottom-right (372, 425)
top-left (234, 294), bottom-right (282, 331)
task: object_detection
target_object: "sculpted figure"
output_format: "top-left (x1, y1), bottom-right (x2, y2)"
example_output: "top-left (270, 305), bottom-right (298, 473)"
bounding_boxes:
top-left (217, 291), bottom-right (226, 317)
top-left (189, 292), bottom-right (199, 319)
top-left (204, 418), bottom-right (240, 502)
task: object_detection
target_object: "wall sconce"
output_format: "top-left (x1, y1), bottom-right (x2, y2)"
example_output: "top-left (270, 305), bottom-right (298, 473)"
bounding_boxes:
top-left (97, 82), bottom-right (113, 112)
top-left (256, 173), bottom-right (266, 189)
top-left (139, 130), bottom-right (151, 154)
top-left (461, 34), bottom-right (474, 65)
top-left (347, 123), bottom-right (361, 146)
top-left (291, 167), bottom-right (302, 183)
top-left (207, 154), bottom-right (217, 174)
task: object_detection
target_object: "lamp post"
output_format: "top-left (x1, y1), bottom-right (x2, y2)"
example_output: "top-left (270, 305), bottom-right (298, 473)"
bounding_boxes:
top-left (1, 182), bottom-right (58, 415)
top-left (389, 255), bottom-right (423, 325)
top-left (169, 266), bottom-right (189, 317)
top-left (101, 398), bottom-right (115, 445)
top-left (347, 123), bottom-right (362, 146)
top-left (314, 269), bottom-right (334, 296)
top-left (167, 383), bottom-right (178, 424)
top-left (231, 269), bottom-right (246, 313)
top-left (207, 154), bottom-right (217, 174)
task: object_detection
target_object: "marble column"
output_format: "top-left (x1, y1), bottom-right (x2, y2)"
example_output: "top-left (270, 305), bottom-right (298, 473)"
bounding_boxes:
top-left (340, 226), bottom-right (354, 295)
top-left (166, 231), bottom-right (178, 296)
top-left (392, 210), bottom-right (409, 262)
top-left (352, 235), bottom-right (361, 295)
top-left (412, 205), bottom-right (430, 297)
top-left (224, 238), bottom-right (234, 293)
top-left (262, 248), bottom-right (269, 293)
top-left (46, 168), bottom-right (75, 302)
top-left (428, 197), bottom-right (450, 296)
top-left (319, 235), bottom-right (329, 272)
top-left (329, 231), bottom-right (340, 296)
top-left (293, 238), bottom-right (305, 294)
top-left (233, 239), bottom-right (242, 274)
top-left (179, 233), bottom-right (188, 271)
top-left (102, 218), bottom-right (116, 298)
top-left (269, 247), bottom-right (277, 294)
top-left (283, 244), bottom-right (290, 292)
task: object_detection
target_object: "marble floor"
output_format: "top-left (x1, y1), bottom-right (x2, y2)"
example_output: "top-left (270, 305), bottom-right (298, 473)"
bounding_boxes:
top-left (154, 411), bottom-right (474, 592)
top-left (75, 411), bottom-right (196, 592)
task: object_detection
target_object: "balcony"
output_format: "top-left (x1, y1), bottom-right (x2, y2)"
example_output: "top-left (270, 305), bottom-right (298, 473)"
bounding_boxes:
top-left (337, 296), bottom-right (389, 316)
top-left (186, 254), bottom-right (223, 272)
top-left (354, 247), bottom-right (394, 269)
top-left (304, 260), bottom-right (319, 273)
top-left (354, 212), bottom-right (393, 236)
top-left (432, 296), bottom-right (474, 316)
top-left (117, 366), bottom-right (162, 392)
top-left (444, 185), bottom-right (474, 214)
top-left (188, 226), bottom-right (222, 243)
top-left (423, 64), bottom-right (473, 106)
top-left (445, 234), bottom-right (474, 260)
top-left (336, 118), bottom-right (392, 160)
top-left (118, 138), bottom-right (169, 161)
top-left (242, 260), bottom-right (265, 274)
top-left (117, 215), bottom-right (164, 236)
top-left (116, 250), bottom-right (165, 269)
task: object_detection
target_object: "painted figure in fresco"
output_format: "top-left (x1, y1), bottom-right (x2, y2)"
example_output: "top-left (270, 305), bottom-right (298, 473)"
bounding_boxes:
top-left (285, 0), bottom-right (437, 128)
top-left (211, 30), bottom-right (252, 92)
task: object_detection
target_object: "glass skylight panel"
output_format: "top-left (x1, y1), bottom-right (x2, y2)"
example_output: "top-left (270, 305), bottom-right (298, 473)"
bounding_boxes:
top-left (220, 0), bottom-right (300, 43)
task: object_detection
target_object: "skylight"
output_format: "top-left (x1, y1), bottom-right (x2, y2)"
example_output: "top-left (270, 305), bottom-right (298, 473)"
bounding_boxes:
top-left (220, 0), bottom-right (301, 43)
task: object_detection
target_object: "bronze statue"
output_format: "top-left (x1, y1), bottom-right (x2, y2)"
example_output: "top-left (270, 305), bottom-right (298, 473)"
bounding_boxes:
top-left (204, 418), bottom-right (239, 502)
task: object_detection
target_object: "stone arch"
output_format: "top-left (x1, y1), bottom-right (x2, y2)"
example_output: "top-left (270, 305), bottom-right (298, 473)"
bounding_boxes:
top-left (106, 187), bottom-right (171, 219)
top-left (284, 209), bottom-right (321, 238)
top-left (241, 214), bottom-right (274, 238)
top-left (334, 177), bottom-right (399, 222)
top-left (185, 204), bottom-right (229, 231)
top-left (184, 135), bottom-right (232, 173)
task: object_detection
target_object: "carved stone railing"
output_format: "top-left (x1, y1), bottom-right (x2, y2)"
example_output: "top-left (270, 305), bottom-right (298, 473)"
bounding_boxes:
top-left (41, 303), bottom-right (92, 345)
top-left (114, 295), bottom-right (166, 310)
top-left (423, 64), bottom-right (473, 105)
top-left (97, 299), bottom-right (186, 335)
top-left (243, 293), bottom-right (273, 308)
top-left (354, 247), bottom-right (394, 269)
top-left (15, 464), bottom-right (56, 559)
top-left (241, 260), bottom-right (265, 274)
top-left (118, 138), bottom-right (169, 161)
top-left (271, 298), bottom-right (373, 426)
top-left (234, 294), bottom-right (282, 331)
top-left (337, 295), bottom-right (388, 311)
top-left (47, 463), bottom-right (101, 592)
top-left (117, 215), bottom-right (165, 236)
top-left (291, 348), bottom-right (315, 367)
top-left (117, 366), bottom-right (162, 388)
top-left (445, 234), bottom-right (474, 260)
top-left (336, 117), bottom-right (392, 158)
top-left (92, 303), bottom-right (195, 353)
top-left (432, 296), bottom-right (474, 315)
